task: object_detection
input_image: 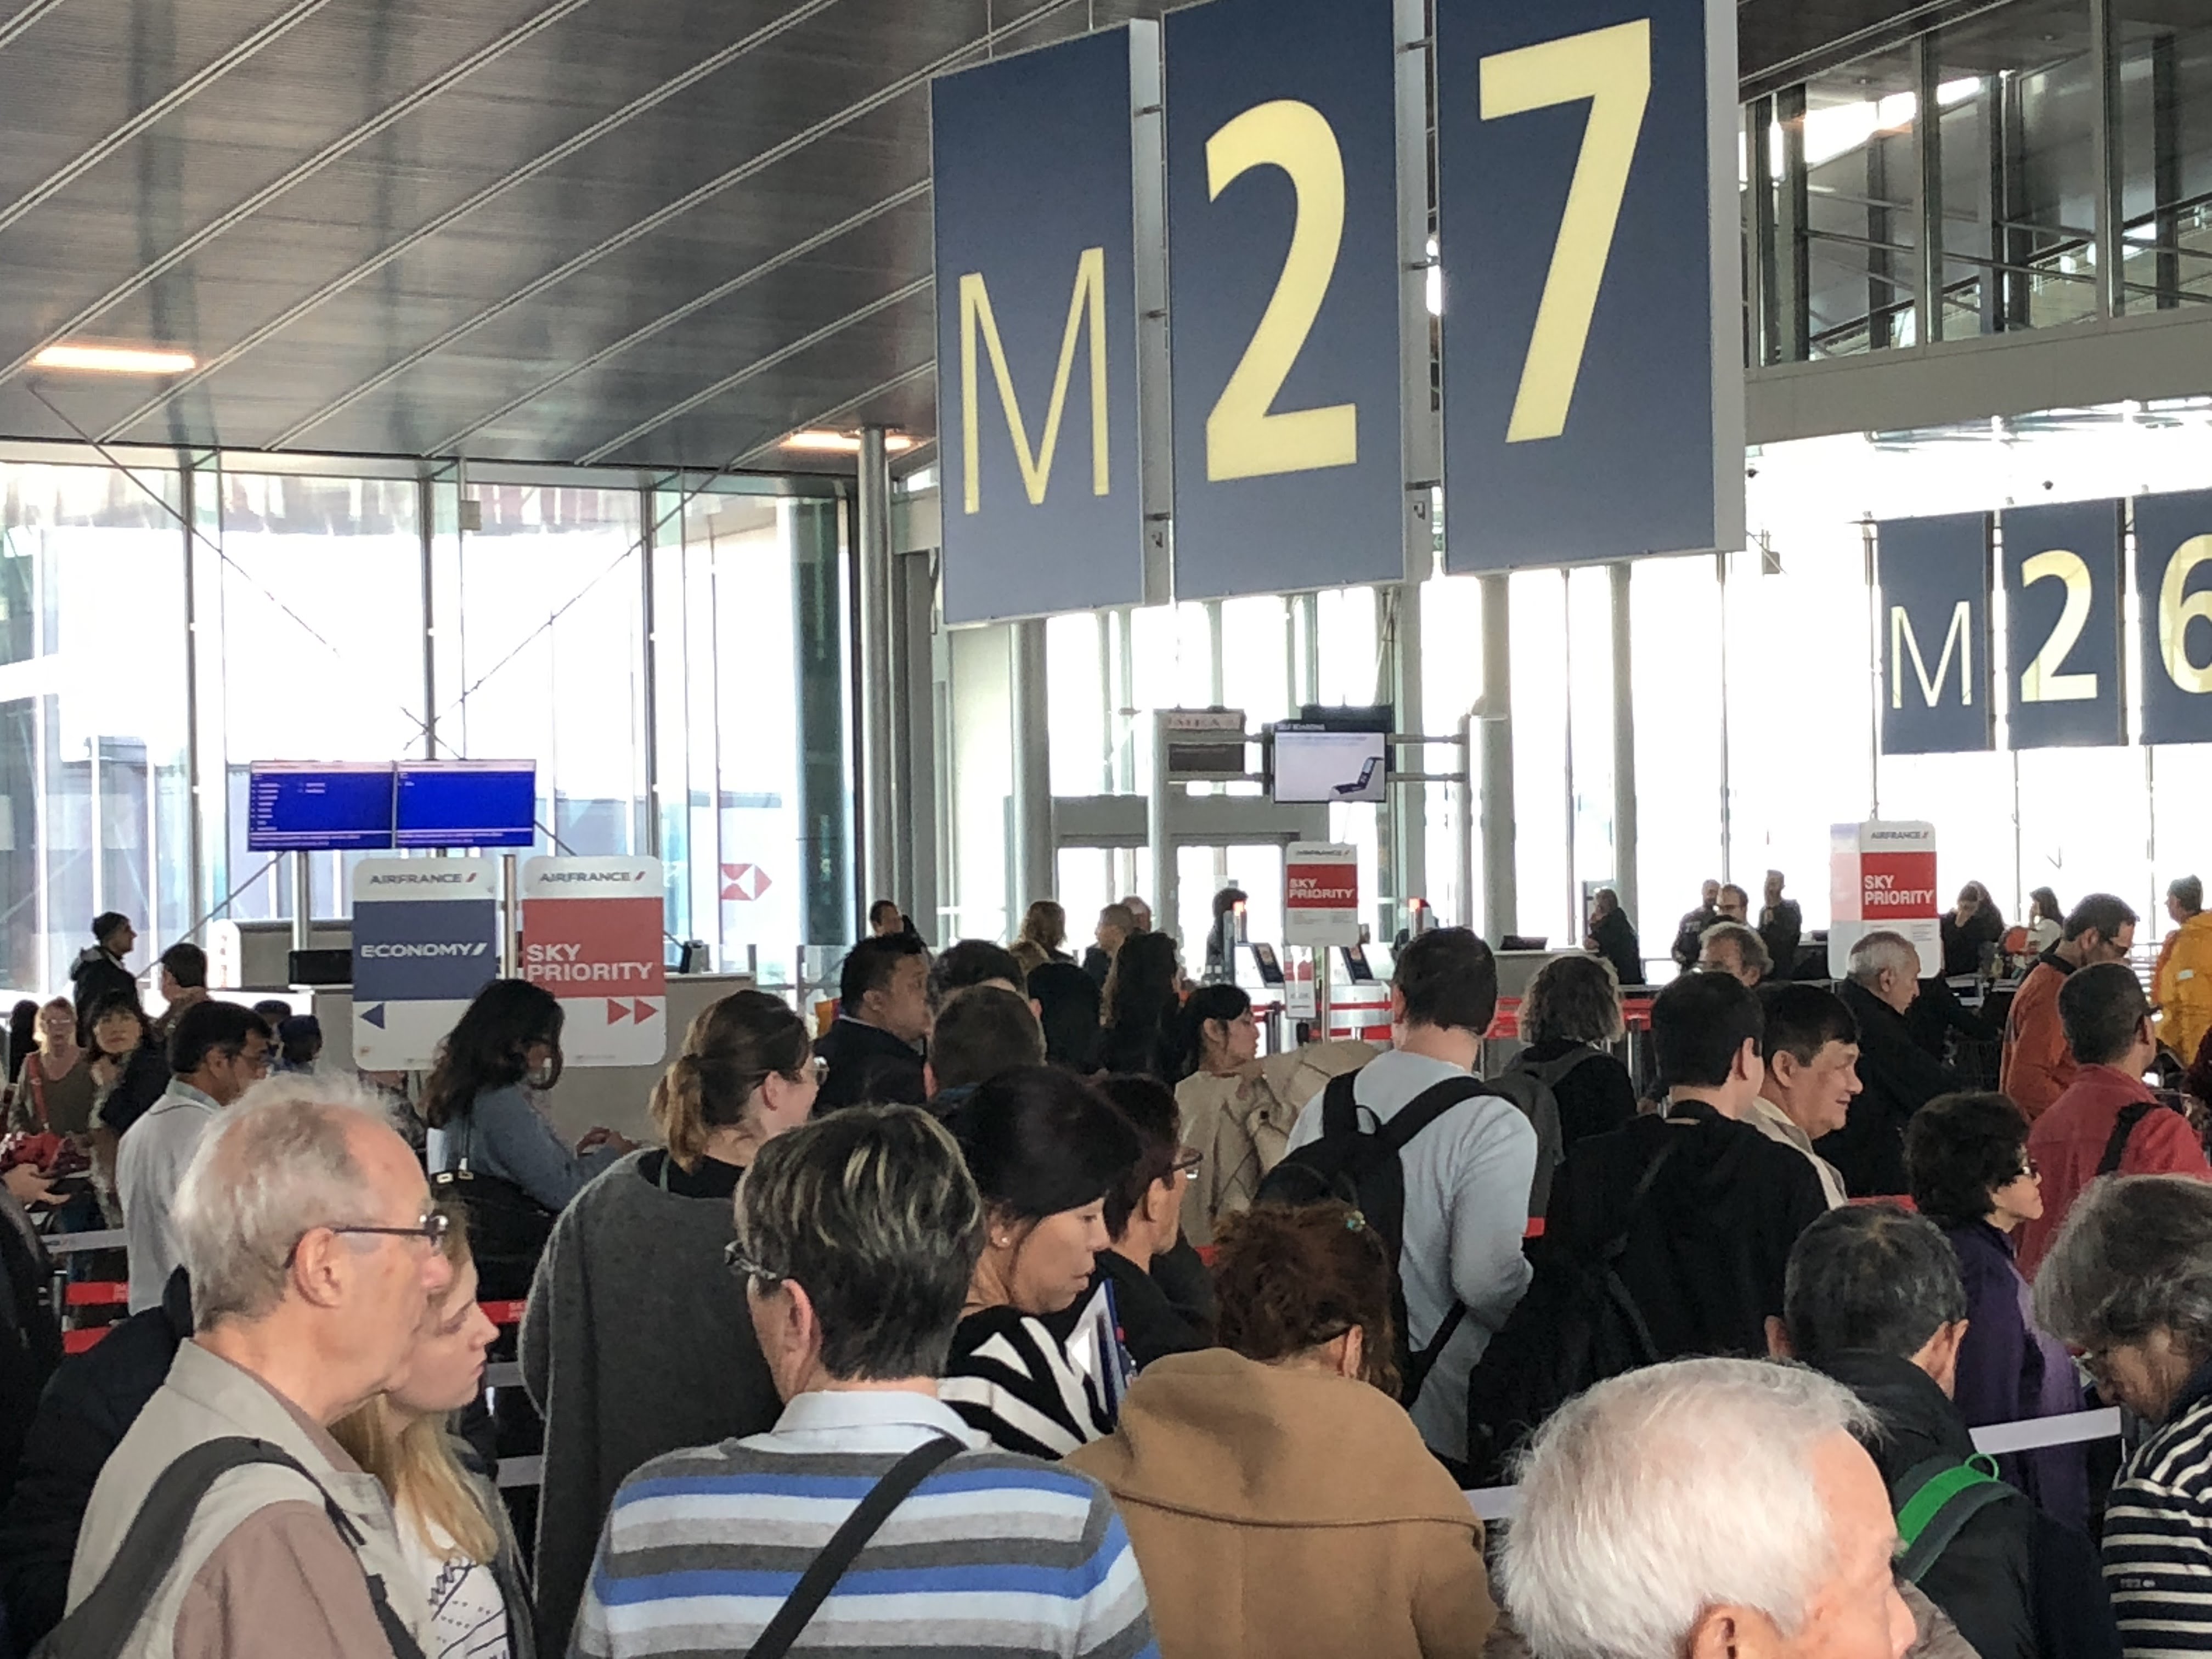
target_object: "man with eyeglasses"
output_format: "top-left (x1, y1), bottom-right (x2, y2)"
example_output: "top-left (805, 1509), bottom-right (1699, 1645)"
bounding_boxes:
top-left (117, 1000), bottom-right (273, 1313)
top-left (67, 1075), bottom-right (455, 1659)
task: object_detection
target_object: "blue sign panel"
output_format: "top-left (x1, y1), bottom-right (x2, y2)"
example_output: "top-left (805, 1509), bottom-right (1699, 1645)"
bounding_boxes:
top-left (933, 28), bottom-right (1148, 624)
top-left (1877, 514), bottom-right (1992, 757)
top-left (2002, 500), bottom-right (2125, 750)
top-left (395, 761), bottom-right (537, 849)
top-left (1164, 0), bottom-right (1400, 600)
top-left (1436, 0), bottom-right (1739, 571)
top-left (246, 763), bottom-right (395, 851)
top-left (351, 860), bottom-right (500, 1070)
top-left (2134, 490), bottom-right (2212, 748)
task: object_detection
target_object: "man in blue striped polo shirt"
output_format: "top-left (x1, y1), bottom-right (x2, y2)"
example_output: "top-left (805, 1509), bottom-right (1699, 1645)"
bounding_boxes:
top-left (571, 1104), bottom-right (1156, 1659)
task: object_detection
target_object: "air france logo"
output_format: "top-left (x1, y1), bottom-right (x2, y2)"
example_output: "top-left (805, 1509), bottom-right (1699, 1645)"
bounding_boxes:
top-left (358, 943), bottom-right (490, 958)
top-left (539, 872), bottom-right (648, 884)
top-left (369, 872), bottom-right (478, 885)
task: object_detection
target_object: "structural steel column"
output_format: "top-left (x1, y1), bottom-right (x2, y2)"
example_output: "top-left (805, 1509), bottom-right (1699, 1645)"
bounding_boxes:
top-left (1913, 37), bottom-right (1945, 347)
top-left (1009, 617), bottom-right (1054, 913)
top-left (2090, 0), bottom-right (2123, 320)
top-left (854, 426), bottom-right (898, 917)
top-left (1478, 574), bottom-right (1516, 940)
top-left (1609, 562), bottom-right (1639, 930)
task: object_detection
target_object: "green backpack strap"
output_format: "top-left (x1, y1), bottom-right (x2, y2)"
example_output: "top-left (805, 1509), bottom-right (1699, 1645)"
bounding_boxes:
top-left (1893, 1454), bottom-right (2015, 1584)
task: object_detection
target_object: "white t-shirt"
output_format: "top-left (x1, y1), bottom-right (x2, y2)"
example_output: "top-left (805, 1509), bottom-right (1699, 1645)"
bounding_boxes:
top-left (397, 1505), bottom-right (512, 1659)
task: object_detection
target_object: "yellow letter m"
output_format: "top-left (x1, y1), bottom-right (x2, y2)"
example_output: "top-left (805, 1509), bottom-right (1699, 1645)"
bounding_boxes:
top-left (959, 248), bottom-right (1109, 515)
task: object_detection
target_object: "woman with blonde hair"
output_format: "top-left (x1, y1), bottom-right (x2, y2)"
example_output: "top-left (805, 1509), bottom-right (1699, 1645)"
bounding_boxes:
top-left (1017, 898), bottom-right (1072, 964)
top-left (518, 989), bottom-right (815, 1654)
top-left (1070, 1200), bottom-right (1497, 1657)
top-left (332, 1216), bottom-right (523, 1656)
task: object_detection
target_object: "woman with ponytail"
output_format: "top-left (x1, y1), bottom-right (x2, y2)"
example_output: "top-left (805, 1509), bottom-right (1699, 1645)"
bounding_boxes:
top-left (519, 989), bottom-right (816, 1655)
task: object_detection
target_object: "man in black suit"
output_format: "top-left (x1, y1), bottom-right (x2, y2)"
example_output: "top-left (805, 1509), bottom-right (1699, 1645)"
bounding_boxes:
top-left (814, 933), bottom-right (932, 1111)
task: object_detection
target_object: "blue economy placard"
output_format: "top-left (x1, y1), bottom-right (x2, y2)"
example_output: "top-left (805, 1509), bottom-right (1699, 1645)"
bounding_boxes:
top-left (1877, 513), bottom-right (1993, 756)
top-left (1164, 0), bottom-right (1401, 600)
top-left (2002, 499), bottom-right (2125, 750)
top-left (932, 29), bottom-right (1148, 624)
top-left (1436, 0), bottom-right (1741, 571)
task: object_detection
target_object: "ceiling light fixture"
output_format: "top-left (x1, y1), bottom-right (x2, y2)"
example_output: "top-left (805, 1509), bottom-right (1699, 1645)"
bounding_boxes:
top-left (780, 429), bottom-right (916, 454)
top-left (31, 343), bottom-right (196, 375)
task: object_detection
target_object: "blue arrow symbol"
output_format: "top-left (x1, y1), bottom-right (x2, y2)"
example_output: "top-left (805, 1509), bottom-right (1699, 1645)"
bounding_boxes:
top-left (360, 1004), bottom-right (387, 1029)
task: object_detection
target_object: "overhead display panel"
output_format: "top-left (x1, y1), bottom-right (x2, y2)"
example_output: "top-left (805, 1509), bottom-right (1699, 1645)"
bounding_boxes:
top-left (1163, 0), bottom-right (1401, 600)
top-left (2133, 490), bottom-right (2212, 748)
top-left (246, 762), bottom-right (396, 852)
top-left (1876, 513), bottom-right (1993, 757)
top-left (932, 27), bottom-right (1154, 625)
top-left (1436, 0), bottom-right (1741, 572)
top-left (2001, 500), bottom-right (2125, 751)
top-left (396, 760), bottom-right (538, 849)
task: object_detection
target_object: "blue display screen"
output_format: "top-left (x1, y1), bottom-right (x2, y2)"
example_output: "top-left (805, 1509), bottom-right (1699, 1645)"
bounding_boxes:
top-left (395, 762), bottom-right (537, 849)
top-left (246, 764), bottom-right (397, 851)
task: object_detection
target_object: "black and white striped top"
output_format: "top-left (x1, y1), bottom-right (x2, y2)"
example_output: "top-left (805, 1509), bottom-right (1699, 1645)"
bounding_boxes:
top-left (940, 1306), bottom-right (1112, 1460)
top-left (2105, 1385), bottom-right (2212, 1659)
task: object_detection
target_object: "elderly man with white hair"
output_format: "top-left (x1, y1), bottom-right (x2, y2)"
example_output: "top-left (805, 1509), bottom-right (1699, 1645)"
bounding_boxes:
top-left (1503, 1357), bottom-right (1917, 1659)
top-left (59, 1074), bottom-right (453, 1659)
top-left (1816, 930), bottom-right (1958, 1198)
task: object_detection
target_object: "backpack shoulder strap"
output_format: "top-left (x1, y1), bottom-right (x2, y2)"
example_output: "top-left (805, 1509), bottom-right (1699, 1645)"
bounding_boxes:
top-left (1594, 1135), bottom-right (1681, 1264)
top-left (1514, 1045), bottom-right (1602, 1088)
top-left (1893, 1455), bottom-right (2016, 1584)
top-left (1379, 1076), bottom-right (1489, 1155)
top-left (2098, 1100), bottom-right (2162, 1177)
top-left (1319, 1069), bottom-right (1363, 1139)
top-left (745, 1436), bottom-right (964, 1659)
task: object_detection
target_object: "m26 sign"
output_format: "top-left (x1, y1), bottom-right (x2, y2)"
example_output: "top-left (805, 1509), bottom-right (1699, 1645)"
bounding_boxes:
top-left (1877, 512), bottom-right (1992, 756)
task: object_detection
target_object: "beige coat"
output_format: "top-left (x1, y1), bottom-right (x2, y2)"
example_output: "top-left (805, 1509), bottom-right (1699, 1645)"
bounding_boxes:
top-left (1176, 1039), bottom-right (1380, 1245)
top-left (1068, 1347), bottom-right (1496, 1659)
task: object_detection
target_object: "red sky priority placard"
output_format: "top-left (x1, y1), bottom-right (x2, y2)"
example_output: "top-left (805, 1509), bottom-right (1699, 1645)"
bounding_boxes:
top-left (521, 856), bottom-right (667, 1067)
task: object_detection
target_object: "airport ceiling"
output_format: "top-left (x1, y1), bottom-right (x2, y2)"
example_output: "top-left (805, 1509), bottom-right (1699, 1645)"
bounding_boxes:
top-left (0, 0), bottom-right (2117, 475)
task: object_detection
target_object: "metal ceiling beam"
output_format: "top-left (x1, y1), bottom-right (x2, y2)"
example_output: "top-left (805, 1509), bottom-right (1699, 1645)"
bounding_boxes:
top-left (0, 0), bottom-right (340, 238)
top-left (0, 0), bottom-right (74, 56)
top-left (429, 177), bottom-right (930, 454)
top-left (268, 0), bottom-right (1087, 452)
top-left (575, 275), bottom-right (932, 464)
top-left (97, 0), bottom-right (850, 443)
top-left (725, 360), bottom-right (934, 469)
top-left (0, 0), bottom-right (605, 391)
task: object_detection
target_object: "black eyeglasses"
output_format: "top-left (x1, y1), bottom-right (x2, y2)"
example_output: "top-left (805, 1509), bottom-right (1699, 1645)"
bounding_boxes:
top-left (724, 1240), bottom-right (787, 1290)
top-left (286, 1209), bottom-right (450, 1266)
top-left (1170, 1147), bottom-right (1204, 1178)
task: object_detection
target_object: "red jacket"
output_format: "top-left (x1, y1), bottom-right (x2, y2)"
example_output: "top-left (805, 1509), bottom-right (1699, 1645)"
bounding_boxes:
top-left (2000, 957), bottom-right (2075, 1120)
top-left (2016, 1065), bottom-right (2211, 1280)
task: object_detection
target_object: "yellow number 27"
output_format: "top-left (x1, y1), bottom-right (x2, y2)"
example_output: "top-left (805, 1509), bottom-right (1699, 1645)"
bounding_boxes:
top-left (1479, 20), bottom-right (1652, 444)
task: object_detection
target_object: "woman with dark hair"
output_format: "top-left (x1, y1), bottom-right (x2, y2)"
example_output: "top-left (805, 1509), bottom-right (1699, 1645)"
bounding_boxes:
top-left (2027, 887), bottom-right (2064, 955)
top-left (5, 1000), bottom-right (35, 1087)
top-left (84, 991), bottom-right (167, 1142)
top-left (1070, 1200), bottom-right (1496, 1659)
top-left (1017, 899), bottom-right (1071, 964)
top-left (1098, 930), bottom-right (1182, 1079)
top-left (520, 990), bottom-right (806, 1654)
top-left (1942, 882), bottom-right (2007, 978)
top-left (1906, 1091), bottom-right (2086, 1527)
top-left (1512, 953), bottom-right (1636, 1147)
top-left (940, 1065), bottom-right (1141, 1457)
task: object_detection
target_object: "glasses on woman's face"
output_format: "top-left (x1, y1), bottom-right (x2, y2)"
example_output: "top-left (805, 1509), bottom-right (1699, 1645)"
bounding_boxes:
top-left (1170, 1146), bottom-right (1203, 1181)
top-left (724, 1240), bottom-right (788, 1290)
top-left (2010, 1156), bottom-right (2041, 1183)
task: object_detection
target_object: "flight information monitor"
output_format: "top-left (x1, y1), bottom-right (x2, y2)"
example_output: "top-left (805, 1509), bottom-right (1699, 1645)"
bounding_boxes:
top-left (396, 761), bottom-right (538, 849)
top-left (1269, 726), bottom-right (1388, 804)
top-left (246, 763), bottom-right (397, 851)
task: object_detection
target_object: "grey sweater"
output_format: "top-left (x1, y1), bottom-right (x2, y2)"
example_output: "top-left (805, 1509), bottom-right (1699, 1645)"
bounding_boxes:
top-left (518, 1149), bottom-right (780, 1656)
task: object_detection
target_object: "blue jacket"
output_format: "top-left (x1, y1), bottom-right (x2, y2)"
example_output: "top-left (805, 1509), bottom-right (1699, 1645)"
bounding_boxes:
top-left (1945, 1219), bottom-right (2089, 1531)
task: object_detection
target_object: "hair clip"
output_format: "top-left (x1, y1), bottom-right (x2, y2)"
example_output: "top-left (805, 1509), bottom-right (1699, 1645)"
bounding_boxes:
top-left (1345, 1210), bottom-right (1367, 1233)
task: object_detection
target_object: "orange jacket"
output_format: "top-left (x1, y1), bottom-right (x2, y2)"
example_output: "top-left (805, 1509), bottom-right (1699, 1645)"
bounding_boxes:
top-left (2000, 958), bottom-right (2075, 1120)
top-left (2155, 912), bottom-right (2212, 1068)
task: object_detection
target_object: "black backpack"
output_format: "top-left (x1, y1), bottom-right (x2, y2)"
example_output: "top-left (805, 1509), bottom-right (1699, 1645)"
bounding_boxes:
top-left (33, 1437), bottom-right (425, 1659)
top-left (1891, 1453), bottom-right (2017, 1584)
top-left (1252, 1069), bottom-right (1491, 1406)
top-left (1462, 1135), bottom-right (1683, 1487)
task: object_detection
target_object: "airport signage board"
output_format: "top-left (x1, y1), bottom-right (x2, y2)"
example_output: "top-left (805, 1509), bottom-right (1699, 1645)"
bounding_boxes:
top-left (932, 26), bottom-right (1153, 624)
top-left (1436, 0), bottom-right (1741, 571)
top-left (1876, 513), bottom-right (1993, 757)
top-left (2132, 489), bottom-right (2212, 748)
top-left (520, 857), bottom-right (667, 1068)
top-left (351, 860), bottom-right (499, 1070)
top-left (2002, 500), bottom-right (2125, 751)
top-left (1163, 0), bottom-right (1401, 599)
top-left (1284, 840), bottom-right (1360, 947)
top-left (1828, 822), bottom-right (1939, 979)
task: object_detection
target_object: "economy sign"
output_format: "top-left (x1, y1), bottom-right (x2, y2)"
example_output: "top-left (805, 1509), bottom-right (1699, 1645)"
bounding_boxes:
top-left (932, 26), bottom-right (1154, 624)
top-left (1436, 0), bottom-right (1741, 571)
top-left (521, 857), bottom-right (667, 1068)
top-left (1163, 0), bottom-right (1401, 599)
top-left (351, 859), bottom-right (499, 1071)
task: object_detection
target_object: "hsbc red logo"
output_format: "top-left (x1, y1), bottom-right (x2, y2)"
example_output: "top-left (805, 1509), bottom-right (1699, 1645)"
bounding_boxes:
top-left (721, 862), bottom-right (772, 900)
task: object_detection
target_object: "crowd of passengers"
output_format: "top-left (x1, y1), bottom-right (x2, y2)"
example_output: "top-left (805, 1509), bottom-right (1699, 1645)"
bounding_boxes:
top-left (1, 882), bottom-right (2211, 1659)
